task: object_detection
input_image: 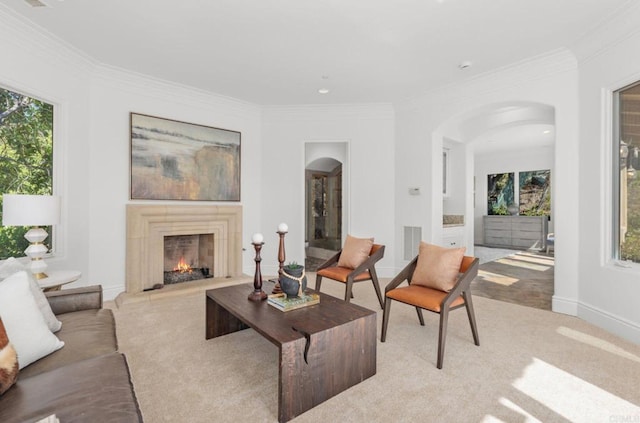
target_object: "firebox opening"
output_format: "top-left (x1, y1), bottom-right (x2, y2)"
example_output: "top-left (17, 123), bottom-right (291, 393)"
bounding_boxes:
top-left (164, 234), bottom-right (214, 284)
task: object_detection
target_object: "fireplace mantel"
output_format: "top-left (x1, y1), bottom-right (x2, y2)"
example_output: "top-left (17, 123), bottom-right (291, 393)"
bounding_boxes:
top-left (126, 204), bottom-right (242, 294)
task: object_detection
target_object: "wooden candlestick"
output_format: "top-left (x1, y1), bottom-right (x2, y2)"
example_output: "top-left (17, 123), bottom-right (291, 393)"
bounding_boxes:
top-left (271, 229), bottom-right (287, 294)
top-left (248, 242), bottom-right (267, 301)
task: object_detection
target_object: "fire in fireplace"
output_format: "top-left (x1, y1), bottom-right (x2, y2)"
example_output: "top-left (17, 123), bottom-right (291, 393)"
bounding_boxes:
top-left (163, 234), bottom-right (214, 284)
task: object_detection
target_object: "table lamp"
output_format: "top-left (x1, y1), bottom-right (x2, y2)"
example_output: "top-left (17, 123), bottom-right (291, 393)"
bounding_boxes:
top-left (2, 194), bottom-right (61, 279)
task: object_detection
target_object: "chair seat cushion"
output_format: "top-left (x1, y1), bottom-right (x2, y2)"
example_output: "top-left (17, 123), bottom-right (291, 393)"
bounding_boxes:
top-left (317, 266), bottom-right (371, 283)
top-left (386, 284), bottom-right (464, 312)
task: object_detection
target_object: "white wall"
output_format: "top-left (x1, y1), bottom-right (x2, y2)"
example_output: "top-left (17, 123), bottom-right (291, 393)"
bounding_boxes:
top-left (0, 9), bottom-right (93, 286)
top-left (443, 139), bottom-right (466, 215)
top-left (0, 8), bottom-right (263, 300)
top-left (261, 105), bottom-right (396, 277)
top-left (394, 50), bottom-right (580, 319)
top-left (474, 146), bottom-right (555, 243)
top-left (88, 69), bottom-right (262, 299)
top-left (574, 4), bottom-right (640, 343)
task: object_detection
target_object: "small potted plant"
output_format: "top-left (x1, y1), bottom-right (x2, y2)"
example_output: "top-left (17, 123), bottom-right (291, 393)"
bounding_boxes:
top-left (280, 261), bottom-right (307, 297)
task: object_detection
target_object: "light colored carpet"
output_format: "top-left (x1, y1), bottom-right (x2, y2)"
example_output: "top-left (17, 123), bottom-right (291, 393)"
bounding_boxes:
top-left (110, 276), bottom-right (640, 423)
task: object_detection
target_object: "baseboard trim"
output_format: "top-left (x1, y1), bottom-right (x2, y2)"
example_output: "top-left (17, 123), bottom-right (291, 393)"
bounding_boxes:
top-left (552, 295), bottom-right (578, 316)
top-left (578, 301), bottom-right (640, 345)
top-left (103, 284), bottom-right (125, 302)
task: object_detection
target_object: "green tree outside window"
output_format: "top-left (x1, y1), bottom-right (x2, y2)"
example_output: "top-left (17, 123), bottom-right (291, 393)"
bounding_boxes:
top-left (0, 87), bottom-right (54, 259)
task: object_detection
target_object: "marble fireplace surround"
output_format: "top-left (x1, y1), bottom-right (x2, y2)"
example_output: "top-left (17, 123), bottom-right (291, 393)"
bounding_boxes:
top-left (126, 204), bottom-right (242, 294)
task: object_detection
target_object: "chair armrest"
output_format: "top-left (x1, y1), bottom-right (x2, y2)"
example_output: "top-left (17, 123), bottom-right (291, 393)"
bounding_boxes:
top-left (348, 244), bottom-right (385, 277)
top-left (384, 256), bottom-right (418, 293)
top-left (45, 285), bottom-right (103, 315)
top-left (443, 257), bottom-right (479, 307)
top-left (316, 250), bottom-right (342, 271)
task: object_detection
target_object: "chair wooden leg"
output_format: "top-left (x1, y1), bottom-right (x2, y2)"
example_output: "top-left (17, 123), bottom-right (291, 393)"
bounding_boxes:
top-left (315, 274), bottom-right (323, 291)
top-left (463, 291), bottom-right (480, 346)
top-left (415, 307), bottom-right (425, 326)
top-left (381, 297), bottom-right (392, 342)
top-left (437, 309), bottom-right (449, 369)
top-left (344, 278), bottom-right (354, 303)
top-left (370, 268), bottom-right (384, 309)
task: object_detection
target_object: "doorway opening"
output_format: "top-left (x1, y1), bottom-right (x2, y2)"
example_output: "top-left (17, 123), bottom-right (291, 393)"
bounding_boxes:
top-left (305, 158), bottom-right (342, 271)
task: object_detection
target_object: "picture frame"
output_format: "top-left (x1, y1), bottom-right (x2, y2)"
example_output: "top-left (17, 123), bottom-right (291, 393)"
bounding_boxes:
top-left (130, 113), bottom-right (241, 201)
top-left (487, 172), bottom-right (514, 215)
top-left (519, 170), bottom-right (551, 216)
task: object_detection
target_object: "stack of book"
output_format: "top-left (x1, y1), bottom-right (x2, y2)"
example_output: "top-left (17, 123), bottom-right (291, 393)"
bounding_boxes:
top-left (267, 292), bottom-right (320, 312)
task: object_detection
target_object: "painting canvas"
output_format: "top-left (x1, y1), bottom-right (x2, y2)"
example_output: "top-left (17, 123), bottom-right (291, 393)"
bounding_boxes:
top-left (519, 170), bottom-right (551, 216)
top-left (130, 113), bottom-right (240, 201)
top-left (487, 172), bottom-right (514, 215)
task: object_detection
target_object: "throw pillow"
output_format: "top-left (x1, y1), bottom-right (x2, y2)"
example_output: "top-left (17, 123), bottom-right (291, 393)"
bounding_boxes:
top-left (337, 235), bottom-right (374, 269)
top-left (411, 242), bottom-right (465, 292)
top-left (0, 258), bottom-right (62, 333)
top-left (0, 317), bottom-right (19, 395)
top-left (0, 271), bottom-right (64, 369)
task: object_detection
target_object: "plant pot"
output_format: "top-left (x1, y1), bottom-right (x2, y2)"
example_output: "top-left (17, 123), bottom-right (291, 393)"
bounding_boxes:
top-left (279, 266), bottom-right (307, 298)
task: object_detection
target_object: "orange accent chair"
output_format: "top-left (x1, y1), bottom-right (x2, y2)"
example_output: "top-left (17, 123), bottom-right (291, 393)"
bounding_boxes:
top-left (314, 244), bottom-right (385, 308)
top-left (381, 255), bottom-right (480, 369)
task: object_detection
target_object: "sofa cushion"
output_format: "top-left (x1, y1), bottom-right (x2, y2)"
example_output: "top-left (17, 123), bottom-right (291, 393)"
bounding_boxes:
top-left (0, 318), bottom-right (19, 395)
top-left (0, 353), bottom-right (142, 423)
top-left (19, 308), bottom-right (117, 380)
top-left (0, 258), bottom-right (62, 333)
top-left (0, 271), bottom-right (64, 369)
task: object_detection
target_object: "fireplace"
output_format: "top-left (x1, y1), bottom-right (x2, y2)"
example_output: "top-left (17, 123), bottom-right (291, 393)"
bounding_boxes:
top-left (126, 204), bottom-right (242, 294)
top-left (163, 234), bottom-right (214, 284)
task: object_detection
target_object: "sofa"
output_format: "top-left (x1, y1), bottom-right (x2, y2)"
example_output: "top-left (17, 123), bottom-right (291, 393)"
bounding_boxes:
top-left (0, 285), bottom-right (142, 423)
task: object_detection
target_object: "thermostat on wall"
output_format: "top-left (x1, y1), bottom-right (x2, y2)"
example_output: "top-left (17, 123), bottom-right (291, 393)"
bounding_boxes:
top-left (409, 187), bottom-right (420, 195)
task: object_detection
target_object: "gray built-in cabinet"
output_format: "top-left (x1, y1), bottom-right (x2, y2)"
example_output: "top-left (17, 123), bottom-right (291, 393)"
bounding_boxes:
top-left (483, 215), bottom-right (548, 250)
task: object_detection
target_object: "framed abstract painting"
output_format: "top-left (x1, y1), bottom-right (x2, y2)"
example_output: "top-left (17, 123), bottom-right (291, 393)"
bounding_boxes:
top-left (487, 172), bottom-right (514, 215)
top-left (130, 113), bottom-right (240, 201)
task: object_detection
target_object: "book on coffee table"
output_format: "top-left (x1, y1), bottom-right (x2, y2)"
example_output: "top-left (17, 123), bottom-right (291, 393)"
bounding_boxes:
top-left (267, 292), bottom-right (320, 312)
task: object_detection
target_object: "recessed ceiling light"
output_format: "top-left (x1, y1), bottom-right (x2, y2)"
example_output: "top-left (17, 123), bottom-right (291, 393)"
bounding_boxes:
top-left (318, 88), bottom-right (330, 94)
top-left (543, 130), bottom-right (551, 134)
top-left (458, 61), bottom-right (472, 70)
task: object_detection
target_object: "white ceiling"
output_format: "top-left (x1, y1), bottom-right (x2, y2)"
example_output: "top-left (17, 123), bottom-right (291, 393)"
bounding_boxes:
top-left (1, 0), bottom-right (634, 105)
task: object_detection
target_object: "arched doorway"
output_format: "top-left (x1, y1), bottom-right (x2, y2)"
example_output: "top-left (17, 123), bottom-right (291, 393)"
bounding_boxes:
top-left (438, 102), bottom-right (556, 310)
top-left (305, 157), bottom-right (342, 270)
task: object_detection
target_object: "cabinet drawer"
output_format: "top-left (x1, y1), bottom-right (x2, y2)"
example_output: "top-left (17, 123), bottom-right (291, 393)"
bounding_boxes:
top-left (512, 230), bottom-right (540, 240)
top-left (512, 238), bottom-right (542, 248)
top-left (485, 236), bottom-right (511, 246)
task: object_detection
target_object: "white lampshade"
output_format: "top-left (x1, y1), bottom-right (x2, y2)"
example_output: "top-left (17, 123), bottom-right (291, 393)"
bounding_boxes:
top-left (2, 194), bottom-right (61, 226)
top-left (2, 194), bottom-right (61, 279)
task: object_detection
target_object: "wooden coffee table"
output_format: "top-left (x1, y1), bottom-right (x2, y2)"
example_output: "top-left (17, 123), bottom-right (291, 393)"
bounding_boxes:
top-left (205, 282), bottom-right (377, 422)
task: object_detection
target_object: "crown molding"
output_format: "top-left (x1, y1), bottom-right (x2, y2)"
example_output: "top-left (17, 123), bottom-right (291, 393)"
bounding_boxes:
top-left (0, 4), bottom-right (96, 77)
top-left (570, 0), bottom-right (640, 64)
top-left (262, 103), bottom-right (395, 122)
top-left (91, 65), bottom-right (261, 117)
top-left (399, 49), bottom-right (577, 112)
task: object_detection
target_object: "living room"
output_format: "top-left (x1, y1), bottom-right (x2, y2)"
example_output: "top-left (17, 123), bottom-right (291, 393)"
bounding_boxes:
top-left (1, 1), bottom-right (640, 421)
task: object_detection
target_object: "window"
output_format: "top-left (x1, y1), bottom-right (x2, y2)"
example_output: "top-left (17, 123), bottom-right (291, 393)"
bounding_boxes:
top-left (0, 86), bottom-right (54, 260)
top-left (614, 82), bottom-right (640, 263)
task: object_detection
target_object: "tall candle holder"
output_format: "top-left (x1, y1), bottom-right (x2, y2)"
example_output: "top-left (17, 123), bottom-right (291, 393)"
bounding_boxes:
top-left (248, 234), bottom-right (267, 301)
top-left (271, 223), bottom-right (288, 294)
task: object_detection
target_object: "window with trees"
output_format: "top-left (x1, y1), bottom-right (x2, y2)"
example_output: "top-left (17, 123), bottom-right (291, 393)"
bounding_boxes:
top-left (0, 86), bottom-right (54, 260)
top-left (614, 82), bottom-right (640, 263)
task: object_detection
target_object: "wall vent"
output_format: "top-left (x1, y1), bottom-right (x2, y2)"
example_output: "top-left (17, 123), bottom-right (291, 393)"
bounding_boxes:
top-left (403, 226), bottom-right (422, 260)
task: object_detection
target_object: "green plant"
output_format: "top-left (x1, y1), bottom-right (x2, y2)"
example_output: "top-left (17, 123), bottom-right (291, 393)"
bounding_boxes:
top-left (491, 205), bottom-right (509, 215)
top-left (284, 261), bottom-right (303, 269)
